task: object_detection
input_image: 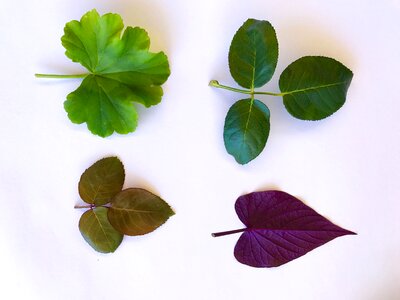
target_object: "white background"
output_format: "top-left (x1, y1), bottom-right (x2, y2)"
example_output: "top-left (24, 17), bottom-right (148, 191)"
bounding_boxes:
top-left (1, 0), bottom-right (399, 299)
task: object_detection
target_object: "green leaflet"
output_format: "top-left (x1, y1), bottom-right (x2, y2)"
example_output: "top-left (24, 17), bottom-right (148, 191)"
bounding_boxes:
top-left (229, 19), bottom-right (278, 89)
top-left (79, 207), bottom-right (123, 253)
top-left (75, 157), bottom-right (174, 253)
top-left (79, 156), bottom-right (125, 206)
top-left (211, 19), bottom-right (353, 164)
top-left (279, 56), bottom-right (353, 120)
top-left (36, 9), bottom-right (170, 137)
top-left (108, 188), bottom-right (175, 236)
top-left (224, 99), bottom-right (270, 164)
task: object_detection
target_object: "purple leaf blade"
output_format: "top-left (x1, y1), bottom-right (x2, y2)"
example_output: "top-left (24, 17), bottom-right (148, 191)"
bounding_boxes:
top-left (214, 190), bottom-right (355, 268)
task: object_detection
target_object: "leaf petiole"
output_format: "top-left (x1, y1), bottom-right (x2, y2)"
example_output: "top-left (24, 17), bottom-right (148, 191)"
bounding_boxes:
top-left (212, 228), bottom-right (246, 237)
top-left (209, 80), bottom-right (285, 97)
top-left (74, 204), bottom-right (94, 209)
top-left (35, 73), bottom-right (89, 79)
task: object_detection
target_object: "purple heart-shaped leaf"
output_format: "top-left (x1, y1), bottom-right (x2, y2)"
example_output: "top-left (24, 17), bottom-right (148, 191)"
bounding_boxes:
top-left (212, 191), bottom-right (355, 268)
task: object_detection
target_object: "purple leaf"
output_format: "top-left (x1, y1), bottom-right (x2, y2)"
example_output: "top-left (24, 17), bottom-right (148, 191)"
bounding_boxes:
top-left (212, 191), bottom-right (355, 268)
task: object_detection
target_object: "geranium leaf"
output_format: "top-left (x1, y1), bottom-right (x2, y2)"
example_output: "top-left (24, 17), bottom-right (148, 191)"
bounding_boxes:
top-left (212, 190), bottom-right (355, 268)
top-left (79, 207), bottom-right (123, 253)
top-left (108, 188), bottom-right (174, 236)
top-left (79, 157), bottom-right (125, 206)
top-left (279, 56), bottom-right (353, 120)
top-left (229, 19), bottom-right (278, 89)
top-left (38, 9), bottom-right (170, 137)
top-left (224, 99), bottom-right (270, 164)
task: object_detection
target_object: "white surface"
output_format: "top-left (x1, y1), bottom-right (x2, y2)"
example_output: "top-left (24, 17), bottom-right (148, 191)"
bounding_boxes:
top-left (1, 0), bottom-right (399, 299)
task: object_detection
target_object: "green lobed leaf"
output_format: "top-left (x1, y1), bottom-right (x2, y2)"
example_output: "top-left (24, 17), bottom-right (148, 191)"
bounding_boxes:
top-left (79, 207), bottom-right (123, 253)
top-left (61, 9), bottom-right (170, 137)
top-left (279, 56), bottom-right (353, 120)
top-left (229, 19), bottom-right (278, 89)
top-left (108, 188), bottom-right (174, 236)
top-left (79, 157), bottom-right (125, 206)
top-left (224, 99), bottom-right (270, 164)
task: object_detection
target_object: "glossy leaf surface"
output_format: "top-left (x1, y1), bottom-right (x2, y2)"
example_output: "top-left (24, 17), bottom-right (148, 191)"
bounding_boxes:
top-left (224, 99), bottom-right (270, 164)
top-left (79, 157), bottom-right (125, 206)
top-left (279, 56), bottom-right (353, 120)
top-left (229, 19), bottom-right (278, 89)
top-left (108, 188), bottom-right (174, 236)
top-left (214, 191), bottom-right (355, 268)
top-left (62, 9), bottom-right (170, 137)
top-left (79, 207), bottom-right (123, 253)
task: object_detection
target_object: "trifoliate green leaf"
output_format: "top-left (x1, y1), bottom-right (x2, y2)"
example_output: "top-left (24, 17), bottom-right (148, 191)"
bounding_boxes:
top-left (229, 19), bottom-right (278, 89)
top-left (279, 56), bottom-right (353, 120)
top-left (79, 157), bottom-right (125, 206)
top-left (224, 99), bottom-right (270, 164)
top-left (79, 207), bottom-right (123, 253)
top-left (61, 9), bottom-right (170, 137)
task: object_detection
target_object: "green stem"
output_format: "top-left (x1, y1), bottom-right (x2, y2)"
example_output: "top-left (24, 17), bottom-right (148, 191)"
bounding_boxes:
top-left (209, 80), bottom-right (252, 95)
top-left (209, 80), bottom-right (285, 97)
top-left (35, 73), bottom-right (89, 79)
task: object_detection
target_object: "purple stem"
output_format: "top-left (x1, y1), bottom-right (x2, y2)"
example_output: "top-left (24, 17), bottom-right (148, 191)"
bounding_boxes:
top-left (212, 228), bottom-right (246, 237)
top-left (74, 204), bottom-right (94, 209)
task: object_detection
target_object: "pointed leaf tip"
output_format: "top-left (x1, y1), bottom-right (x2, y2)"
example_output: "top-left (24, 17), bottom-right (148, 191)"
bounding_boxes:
top-left (214, 190), bottom-right (355, 268)
top-left (108, 188), bottom-right (174, 236)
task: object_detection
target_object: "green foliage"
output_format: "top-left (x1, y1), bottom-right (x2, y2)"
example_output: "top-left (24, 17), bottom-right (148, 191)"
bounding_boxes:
top-left (108, 188), bottom-right (175, 236)
top-left (75, 157), bottom-right (174, 253)
top-left (36, 9), bottom-right (170, 137)
top-left (279, 56), bottom-right (353, 120)
top-left (79, 157), bottom-right (125, 206)
top-left (224, 99), bottom-right (270, 164)
top-left (229, 19), bottom-right (278, 89)
top-left (211, 19), bottom-right (353, 164)
top-left (79, 207), bottom-right (123, 253)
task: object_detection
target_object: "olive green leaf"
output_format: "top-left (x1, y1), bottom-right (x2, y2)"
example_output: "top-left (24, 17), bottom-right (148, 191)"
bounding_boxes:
top-left (108, 188), bottom-right (175, 236)
top-left (79, 157), bottom-right (125, 206)
top-left (224, 99), bottom-right (270, 164)
top-left (36, 9), bottom-right (170, 137)
top-left (229, 19), bottom-right (278, 89)
top-left (79, 207), bottom-right (123, 253)
top-left (279, 56), bottom-right (353, 120)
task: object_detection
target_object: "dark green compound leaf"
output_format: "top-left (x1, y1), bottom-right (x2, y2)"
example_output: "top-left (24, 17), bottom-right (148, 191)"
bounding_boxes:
top-left (108, 188), bottom-right (175, 236)
top-left (279, 56), bottom-right (353, 120)
top-left (229, 19), bottom-right (278, 89)
top-left (61, 9), bottom-right (170, 137)
top-left (79, 207), bottom-right (123, 253)
top-left (79, 157), bottom-right (125, 206)
top-left (224, 99), bottom-right (270, 164)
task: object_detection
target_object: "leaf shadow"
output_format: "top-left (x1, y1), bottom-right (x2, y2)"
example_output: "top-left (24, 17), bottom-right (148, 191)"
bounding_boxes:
top-left (123, 173), bottom-right (160, 196)
top-left (253, 183), bottom-right (281, 193)
top-left (253, 184), bottom-right (316, 208)
top-left (109, 1), bottom-right (171, 53)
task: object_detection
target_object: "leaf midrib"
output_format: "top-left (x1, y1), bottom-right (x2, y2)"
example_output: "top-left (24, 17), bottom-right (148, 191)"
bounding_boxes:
top-left (246, 227), bottom-right (350, 233)
top-left (111, 207), bottom-right (162, 213)
top-left (92, 209), bottom-right (113, 250)
top-left (240, 30), bottom-right (258, 155)
top-left (281, 81), bottom-right (348, 96)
